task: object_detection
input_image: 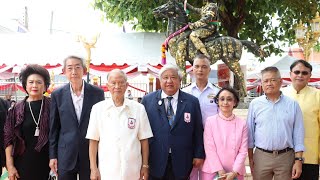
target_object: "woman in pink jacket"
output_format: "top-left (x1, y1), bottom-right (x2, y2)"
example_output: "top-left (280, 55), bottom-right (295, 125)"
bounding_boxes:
top-left (202, 87), bottom-right (248, 180)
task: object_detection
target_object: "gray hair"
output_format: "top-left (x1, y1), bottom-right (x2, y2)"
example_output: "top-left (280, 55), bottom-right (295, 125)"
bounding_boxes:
top-left (261, 66), bottom-right (281, 79)
top-left (63, 55), bottom-right (87, 70)
top-left (107, 69), bottom-right (128, 82)
top-left (159, 64), bottom-right (183, 80)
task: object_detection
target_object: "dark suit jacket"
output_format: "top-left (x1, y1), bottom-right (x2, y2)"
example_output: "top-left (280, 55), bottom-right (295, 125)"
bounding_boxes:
top-left (0, 98), bottom-right (8, 168)
top-left (142, 90), bottom-right (205, 178)
top-left (49, 82), bottom-right (104, 171)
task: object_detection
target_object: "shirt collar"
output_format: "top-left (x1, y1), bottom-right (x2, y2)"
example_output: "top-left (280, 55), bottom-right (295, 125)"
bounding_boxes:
top-left (70, 80), bottom-right (85, 97)
top-left (190, 82), bottom-right (215, 91)
top-left (264, 91), bottom-right (283, 103)
top-left (161, 90), bottom-right (179, 100)
top-left (288, 85), bottom-right (309, 94)
top-left (105, 98), bottom-right (129, 110)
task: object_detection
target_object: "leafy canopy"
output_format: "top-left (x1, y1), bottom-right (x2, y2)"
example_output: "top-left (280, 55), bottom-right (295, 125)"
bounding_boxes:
top-left (93, 0), bottom-right (320, 56)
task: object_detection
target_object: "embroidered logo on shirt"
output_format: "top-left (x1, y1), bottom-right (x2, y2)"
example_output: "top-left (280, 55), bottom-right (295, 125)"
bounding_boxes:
top-left (184, 113), bottom-right (191, 123)
top-left (128, 118), bottom-right (136, 129)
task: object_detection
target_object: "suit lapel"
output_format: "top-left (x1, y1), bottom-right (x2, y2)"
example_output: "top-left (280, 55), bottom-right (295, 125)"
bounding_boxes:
top-left (64, 84), bottom-right (78, 124)
top-left (171, 90), bottom-right (187, 130)
top-left (79, 82), bottom-right (89, 125)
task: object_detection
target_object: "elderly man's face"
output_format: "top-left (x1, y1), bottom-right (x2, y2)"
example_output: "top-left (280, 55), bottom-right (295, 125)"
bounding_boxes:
top-left (160, 69), bottom-right (181, 96)
top-left (261, 71), bottom-right (282, 96)
top-left (107, 72), bottom-right (128, 98)
top-left (64, 58), bottom-right (85, 84)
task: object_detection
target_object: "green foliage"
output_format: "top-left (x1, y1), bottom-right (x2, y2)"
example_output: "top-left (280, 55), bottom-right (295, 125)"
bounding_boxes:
top-left (93, 0), bottom-right (320, 57)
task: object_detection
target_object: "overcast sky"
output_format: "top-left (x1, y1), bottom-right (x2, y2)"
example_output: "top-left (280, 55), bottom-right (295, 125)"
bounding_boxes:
top-left (0, 0), bottom-right (123, 34)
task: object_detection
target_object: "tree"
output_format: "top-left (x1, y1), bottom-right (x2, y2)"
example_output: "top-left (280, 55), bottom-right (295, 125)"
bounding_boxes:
top-left (93, 0), bottom-right (319, 55)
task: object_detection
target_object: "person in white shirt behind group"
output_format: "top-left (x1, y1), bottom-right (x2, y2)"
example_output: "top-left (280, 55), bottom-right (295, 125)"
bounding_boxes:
top-left (183, 54), bottom-right (220, 180)
top-left (86, 69), bottom-right (153, 180)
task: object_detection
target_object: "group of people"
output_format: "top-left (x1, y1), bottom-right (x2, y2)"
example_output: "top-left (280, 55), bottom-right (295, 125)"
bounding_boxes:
top-left (1, 56), bottom-right (105, 180)
top-left (0, 54), bottom-right (318, 180)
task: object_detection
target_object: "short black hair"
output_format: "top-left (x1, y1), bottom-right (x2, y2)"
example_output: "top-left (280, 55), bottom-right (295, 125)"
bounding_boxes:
top-left (214, 86), bottom-right (240, 108)
top-left (290, 59), bottom-right (313, 72)
top-left (19, 64), bottom-right (50, 94)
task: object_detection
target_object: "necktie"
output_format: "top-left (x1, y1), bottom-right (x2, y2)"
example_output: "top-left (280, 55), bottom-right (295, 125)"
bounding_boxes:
top-left (167, 96), bottom-right (175, 127)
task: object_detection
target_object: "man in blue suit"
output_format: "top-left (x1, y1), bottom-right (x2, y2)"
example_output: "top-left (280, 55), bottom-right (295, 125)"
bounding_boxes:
top-left (142, 64), bottom-right (205, 180)
top-left (49, 56), bottom-right (104, 180)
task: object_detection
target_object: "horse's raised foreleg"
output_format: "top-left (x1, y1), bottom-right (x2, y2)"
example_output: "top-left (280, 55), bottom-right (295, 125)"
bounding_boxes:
top-left (224, 60), bottom-right (247, 99)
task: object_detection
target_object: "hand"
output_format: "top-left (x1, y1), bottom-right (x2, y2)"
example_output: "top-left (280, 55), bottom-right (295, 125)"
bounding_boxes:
top-left (49, 159), bottom-right (58, 176)
top-left (249, 159), bottom-right (254, 176)
top-left (7, 165), bottom-right (20, 180)
top-left (90, 168), bottom-right (101, 180)
top-left (225, 171), bottom-right (237, 180)
top-left (292, 160), bottom-right (302, 179)
top-left (192, 158), bottom-right (204, 168)
top-left (140, 165), bottom-right (149, 180)
top-left (217, 170), bottom-right (226, 178)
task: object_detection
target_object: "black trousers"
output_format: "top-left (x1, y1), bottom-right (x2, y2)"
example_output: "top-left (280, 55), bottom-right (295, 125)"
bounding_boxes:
top-left (149, 155), bottom-right (189, 180)
top-left (58, 159), bottom-right (90, 180)
top-left (296, 164), bottom-right (319, 180)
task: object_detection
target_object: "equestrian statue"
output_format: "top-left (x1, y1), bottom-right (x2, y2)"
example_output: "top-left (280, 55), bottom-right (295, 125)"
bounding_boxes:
top-left (153, 0), bottom-right (268, 98)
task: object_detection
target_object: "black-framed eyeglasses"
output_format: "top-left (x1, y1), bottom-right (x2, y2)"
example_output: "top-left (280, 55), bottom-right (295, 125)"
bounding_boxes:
top-left (292, 70), bottom-right (309, 76)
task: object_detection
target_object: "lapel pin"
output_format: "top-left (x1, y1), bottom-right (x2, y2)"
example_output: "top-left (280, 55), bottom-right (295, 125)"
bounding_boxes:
top-left (158, 100), bottom-right (163, 106)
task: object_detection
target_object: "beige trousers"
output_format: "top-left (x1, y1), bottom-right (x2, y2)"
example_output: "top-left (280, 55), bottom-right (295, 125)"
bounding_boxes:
top-left (253, 148), bottom-right (295, 180)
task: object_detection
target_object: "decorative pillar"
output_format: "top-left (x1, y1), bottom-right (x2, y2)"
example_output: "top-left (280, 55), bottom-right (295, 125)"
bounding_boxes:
top-left (92, 76), bottom-right (99, 86)
top-left (148, 75), bottom-right (154, 93)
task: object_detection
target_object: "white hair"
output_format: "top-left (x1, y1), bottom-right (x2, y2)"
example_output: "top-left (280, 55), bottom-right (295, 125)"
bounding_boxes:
top-left (107, 69), bottom-right (128, 82)
top-left (159, 64), bottom-right (183, 80)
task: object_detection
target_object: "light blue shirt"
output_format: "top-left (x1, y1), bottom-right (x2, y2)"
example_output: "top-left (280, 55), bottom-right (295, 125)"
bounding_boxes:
top-left (183, 82), bottom-right (220, 126)
top-left (247, 94), bottom-right (305, 152)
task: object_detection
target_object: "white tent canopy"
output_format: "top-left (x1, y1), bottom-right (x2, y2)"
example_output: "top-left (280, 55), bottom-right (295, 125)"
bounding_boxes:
top-left (0, 32), bottom-right (176, 66)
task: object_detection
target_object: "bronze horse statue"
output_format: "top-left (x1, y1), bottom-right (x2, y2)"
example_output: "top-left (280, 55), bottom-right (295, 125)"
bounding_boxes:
top-left (153, 0), bottom-right (268, 97)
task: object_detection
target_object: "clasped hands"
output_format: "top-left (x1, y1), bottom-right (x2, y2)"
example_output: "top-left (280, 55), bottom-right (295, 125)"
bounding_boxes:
top-left (217, 170), bottom-right (237, 180)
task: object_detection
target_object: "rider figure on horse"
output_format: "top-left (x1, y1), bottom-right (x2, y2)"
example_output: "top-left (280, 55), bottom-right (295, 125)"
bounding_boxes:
top-left (187, 0), bottom-right (219, 57)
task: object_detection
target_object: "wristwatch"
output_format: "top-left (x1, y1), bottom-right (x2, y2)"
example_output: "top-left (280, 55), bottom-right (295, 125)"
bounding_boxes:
top-left (142, 164), bottom-right (149, 168)
top-left (294, 157), bottom-right (304, 163)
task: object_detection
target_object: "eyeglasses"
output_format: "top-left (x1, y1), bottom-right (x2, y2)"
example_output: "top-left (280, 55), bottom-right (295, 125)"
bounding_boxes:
top-left (292, 70), bottom-right (309, 76)
top-left (218, 97), bottom-right (234, 102)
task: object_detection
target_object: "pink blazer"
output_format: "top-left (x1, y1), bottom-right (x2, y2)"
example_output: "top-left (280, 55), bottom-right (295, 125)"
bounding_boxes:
top-left (202, 114), bottom-right (248, 175)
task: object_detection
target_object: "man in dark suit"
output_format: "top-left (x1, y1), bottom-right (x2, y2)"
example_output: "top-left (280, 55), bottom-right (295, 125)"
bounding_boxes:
top-left (0, 97), bottom-right (8, 175)
top-left (49, 56), bottom-right (104, 180)
top-left (142, 64), bottom-right (205, 180)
